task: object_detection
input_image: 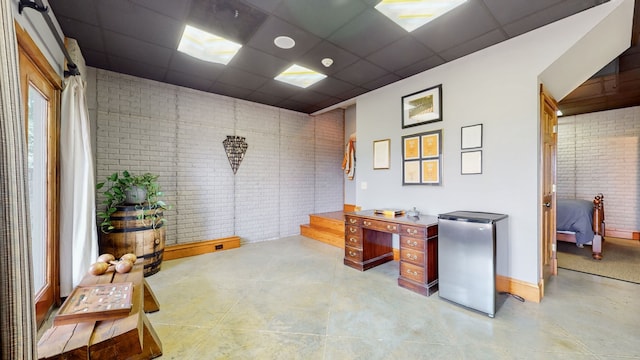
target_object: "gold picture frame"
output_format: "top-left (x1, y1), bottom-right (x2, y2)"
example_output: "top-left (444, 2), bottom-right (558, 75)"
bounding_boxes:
top-left (402, 129), bottom-right (442, 185)
top-left (373, 139), bottom-right (390, 169)
top-left (402, 84), bottom-right (443, 128)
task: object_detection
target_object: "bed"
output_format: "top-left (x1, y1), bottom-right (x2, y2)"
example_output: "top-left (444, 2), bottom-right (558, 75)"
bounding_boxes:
top-left (556, 194), bottom-right (605, 260)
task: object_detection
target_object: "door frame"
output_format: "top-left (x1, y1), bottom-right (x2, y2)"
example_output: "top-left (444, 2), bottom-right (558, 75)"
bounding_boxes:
top-left (16, 22), bottom-right (62, 327)
top-left (539, 84), bottom-right (558, 299)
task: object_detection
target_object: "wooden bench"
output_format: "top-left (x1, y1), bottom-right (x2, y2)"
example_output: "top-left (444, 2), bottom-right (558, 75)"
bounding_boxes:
top-left (37, 262), bottom-right (162, 359)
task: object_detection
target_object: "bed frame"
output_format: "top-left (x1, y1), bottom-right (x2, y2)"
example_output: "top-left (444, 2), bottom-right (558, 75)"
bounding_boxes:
top-left (556, 193), bottom-right (605, 260)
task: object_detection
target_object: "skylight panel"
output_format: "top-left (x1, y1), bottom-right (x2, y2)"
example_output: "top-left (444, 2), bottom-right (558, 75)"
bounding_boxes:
top-left (375, 0), bottom-right (467, 32)
top-left (177, 25), bottom-right (242, 65)
top-left (274, 64), bottom-right (326, 89)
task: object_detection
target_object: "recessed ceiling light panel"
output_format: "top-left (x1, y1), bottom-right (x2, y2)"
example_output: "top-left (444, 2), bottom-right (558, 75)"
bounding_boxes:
top-left (375, 0), bottom-right (467, 32)
top-left (177, 25), bottom-right (242, 65)
top-left (274, 64), bottom-right (326, 88)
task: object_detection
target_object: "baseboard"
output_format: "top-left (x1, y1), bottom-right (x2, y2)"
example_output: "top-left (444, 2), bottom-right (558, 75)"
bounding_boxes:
top-left (496, 275), bottom-right (542, 303)
top-left (344, 204), bottom-right (361, 212)
top-left (164, 236), bottom-right (241, 261)
top-left (393, 248), bottom-right (399, 261)
top-left (605, 228), bottom-right (637, 240)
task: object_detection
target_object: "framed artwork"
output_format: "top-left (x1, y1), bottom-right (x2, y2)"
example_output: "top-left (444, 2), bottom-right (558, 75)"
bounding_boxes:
top-left (402, 129), bottom-right (442, 185)
top-left (373, 139), bottom-right (390, 169)
top-left (461, 150), bottom-right (482, 175)
top-left (404, 161), bottom-right (420, 184)
top-left (421, 132), bottom-right (440, 157)
top-left (403, 135), bottom-right (420, 160)
top-left (461, 124), bottom-right (482, 149)
top-left (422, 159), bottom-right (440, 184)
top-left (401, 84), bottom-right (442, 128)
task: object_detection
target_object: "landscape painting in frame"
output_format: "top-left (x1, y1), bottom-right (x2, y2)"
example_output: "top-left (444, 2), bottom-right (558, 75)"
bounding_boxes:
top-left (402, 84), bottom-right (442, 128)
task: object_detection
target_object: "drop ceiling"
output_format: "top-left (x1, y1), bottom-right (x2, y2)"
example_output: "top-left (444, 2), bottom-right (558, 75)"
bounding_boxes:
top-left (49, 0), bottom-right (613, 114)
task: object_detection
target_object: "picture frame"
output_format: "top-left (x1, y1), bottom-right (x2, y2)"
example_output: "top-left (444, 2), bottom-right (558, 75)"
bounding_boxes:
top-left (403, 135), bottom-right (420, 160)
top-left (461, 150), bottom-right (482, 175)
top-left (461, 124), bottom-right (482, 149)
top-left (402, 84), bottom-right (442, 128)
top-left (402, 129), bottom-right (442, 185)
top-left (373, 139), bottom-right (390, 169)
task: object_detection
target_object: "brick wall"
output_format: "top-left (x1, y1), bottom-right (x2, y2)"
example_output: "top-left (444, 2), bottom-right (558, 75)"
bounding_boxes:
top-left (557, 106), bottom-right (640, 234)
top-left (92, 69), bottom-right (344, 245)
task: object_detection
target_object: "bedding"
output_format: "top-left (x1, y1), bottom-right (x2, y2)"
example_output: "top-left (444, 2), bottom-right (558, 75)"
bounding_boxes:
top-left (557, 199), bottom-right (594, 246)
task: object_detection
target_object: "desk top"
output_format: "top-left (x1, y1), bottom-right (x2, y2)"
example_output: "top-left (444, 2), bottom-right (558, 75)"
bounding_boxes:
top-left (346, 210), bottom-right (438, 227)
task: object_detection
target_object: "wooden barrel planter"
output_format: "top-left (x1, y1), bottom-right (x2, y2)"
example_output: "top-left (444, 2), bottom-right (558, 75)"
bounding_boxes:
top-left (99, 205), bottom-right (165, 277)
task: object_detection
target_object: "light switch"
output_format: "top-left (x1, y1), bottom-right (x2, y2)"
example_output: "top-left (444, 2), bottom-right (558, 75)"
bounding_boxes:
top-left (361, 181), bottom-right (367, 190)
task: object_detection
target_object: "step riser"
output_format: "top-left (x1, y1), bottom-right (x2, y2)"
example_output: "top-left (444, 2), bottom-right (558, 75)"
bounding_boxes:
top-left (300, 225), bottom-right (344, 248)
top-left (309, 215), bottom-right (344, 233)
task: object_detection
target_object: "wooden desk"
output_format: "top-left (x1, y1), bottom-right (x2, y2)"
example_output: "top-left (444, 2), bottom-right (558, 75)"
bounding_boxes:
top-left (37, 262), bottom-right (162, 359)
top-left (344, 210), bottom-right (439, 296)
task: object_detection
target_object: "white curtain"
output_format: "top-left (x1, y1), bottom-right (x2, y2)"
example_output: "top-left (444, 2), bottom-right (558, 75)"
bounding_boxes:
top-left (59, 76), bottom-right (98, 296)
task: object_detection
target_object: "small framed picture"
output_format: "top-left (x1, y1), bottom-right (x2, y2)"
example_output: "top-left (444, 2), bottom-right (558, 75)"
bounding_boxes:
top-left (461, 150), bottom-right (482, 175)
top-left (403, 161), bottom-right (421, 184)
top-left (461, 124), bottom-right (482, 150)
top-left (402, 84), bottom-right (442, 128)
top-left (403, 135), bottom-right (420, 160)
top-left (373, 139), bottom-right (390, 169)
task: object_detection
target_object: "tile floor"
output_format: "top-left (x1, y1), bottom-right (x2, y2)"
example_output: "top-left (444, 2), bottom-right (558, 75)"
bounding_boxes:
top-left (145, 235), bottom-right (639, 359)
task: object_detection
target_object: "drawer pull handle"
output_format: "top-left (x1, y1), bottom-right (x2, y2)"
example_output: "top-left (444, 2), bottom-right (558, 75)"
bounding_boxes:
top-left (406, 240), bottom-right (418, 247)
top-left (349, 237), bottom-right (358, 243)
top-left (349, 251), bottom-right (357, 257)
top-left (406, 229), bottom-right (418, 235)
top-left (363, 221), bottom-right (372, 226)
top-left (349, 228), bottom-right (357, 233)
top-left (406, 269), bottom-right (418, 276)
top-left (387, 225), bottom-right (396, 231)
top-left (406, 254), bottom-right (417, 260)
top-left (349, 218), bottom-right (357, 224)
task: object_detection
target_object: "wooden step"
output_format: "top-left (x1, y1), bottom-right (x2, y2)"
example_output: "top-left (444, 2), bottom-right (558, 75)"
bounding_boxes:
top-left (300, 211), bottom-right (345, 249)
top-left (310, 211), bottom-right (345, 233)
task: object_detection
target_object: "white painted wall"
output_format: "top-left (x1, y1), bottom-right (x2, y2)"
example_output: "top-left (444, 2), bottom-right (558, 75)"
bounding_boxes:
top-left (87, 69), bottom-right (344, 245)
top-left (352, 0), bottom-right (633, 285)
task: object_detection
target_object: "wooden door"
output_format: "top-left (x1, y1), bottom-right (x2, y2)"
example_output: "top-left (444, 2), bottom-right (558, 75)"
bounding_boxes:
top-left (540, 84), bottom-right (558, 296)
top-left (17, 24), bottom-right (62, 327)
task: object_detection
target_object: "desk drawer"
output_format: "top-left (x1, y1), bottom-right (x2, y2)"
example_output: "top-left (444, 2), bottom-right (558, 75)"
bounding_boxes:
top-left (400, 236), bottom-right (425, 251)
top-left (346, 225), bottom-right (362, 237)
top-left (400, 224), bottom-right (426, 238)
top-left (400, 261), bottom-right (425, 283)
top-left (345, 234), bottom-right (362, 249)
top-left (362, 219), bottom-right (399, 233)
top-left (345, 247), bottom-right (363, 263)
top-left (345, 216), bottom-right (361, 226)
top-left (400, 248), bottom-right (424, 266)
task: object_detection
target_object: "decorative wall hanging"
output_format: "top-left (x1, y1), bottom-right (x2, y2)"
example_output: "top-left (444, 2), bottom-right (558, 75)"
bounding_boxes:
top-left (402, 84), bottom-right (442, 128)
top-left (461, 124), bottom-right (482, 149)
top-left (373, 139), bottom-right (390, 169)
top-left (223, 136), bottom-right (248, 174)
top-left (402, 129), bottom-right (442, 185)
top-left (461, 150), bottom-right (482, 175)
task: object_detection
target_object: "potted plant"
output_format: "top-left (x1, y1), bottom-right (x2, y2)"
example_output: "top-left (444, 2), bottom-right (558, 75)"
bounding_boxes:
top-left (96, 170), bottom-right (169, 233)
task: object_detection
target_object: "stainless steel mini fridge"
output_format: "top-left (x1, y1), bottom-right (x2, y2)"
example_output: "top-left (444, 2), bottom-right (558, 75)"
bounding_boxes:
top-left (438, 211), bottom-right (508, 317)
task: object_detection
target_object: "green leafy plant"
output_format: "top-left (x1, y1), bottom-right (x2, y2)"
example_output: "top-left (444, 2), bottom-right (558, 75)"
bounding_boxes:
top-left (96, 170), bottom-right (169, 233)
